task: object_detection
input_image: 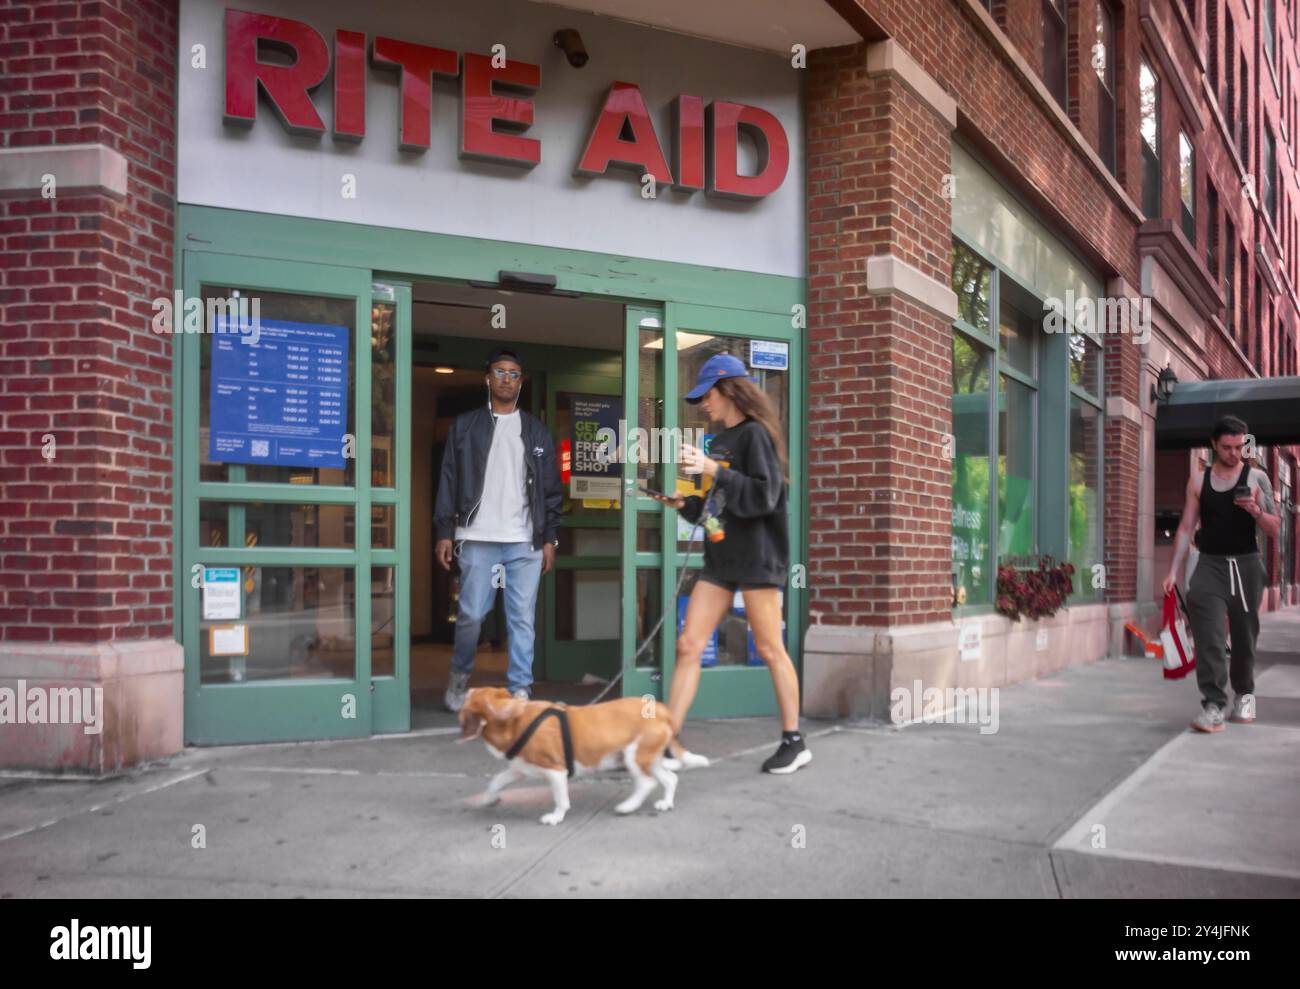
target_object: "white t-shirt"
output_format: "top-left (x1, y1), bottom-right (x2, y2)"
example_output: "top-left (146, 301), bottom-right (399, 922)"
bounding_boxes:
top-left (455, 410), bottom-right (532, 543)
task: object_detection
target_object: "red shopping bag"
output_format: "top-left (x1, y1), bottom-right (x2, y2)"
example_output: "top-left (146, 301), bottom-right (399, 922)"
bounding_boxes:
top-left (1159, 588), bottom-right (1195, 680)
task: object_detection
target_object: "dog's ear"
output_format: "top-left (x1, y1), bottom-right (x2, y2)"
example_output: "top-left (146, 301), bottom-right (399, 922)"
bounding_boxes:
top-left (457, 708), bottom-right (485, 743)
top-left (483, 693), bottom-right (527, 722)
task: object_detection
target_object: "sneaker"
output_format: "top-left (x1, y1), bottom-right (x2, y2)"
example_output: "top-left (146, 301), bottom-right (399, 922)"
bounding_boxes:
top-left (511, 688), bottom-right (530, 701)
top-left (1190, 703), bottom-right (1226, 733)
top-left (761, 736), bottom-right (812, 774)
top-left (1229, 693), bottom-right (1256, 724)
top-left (444, 671), bottom-right (471, 712)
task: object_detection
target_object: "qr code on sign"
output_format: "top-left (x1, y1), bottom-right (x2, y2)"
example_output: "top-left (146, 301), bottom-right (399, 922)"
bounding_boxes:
top-left (251, 440), bottom-right (270, 457)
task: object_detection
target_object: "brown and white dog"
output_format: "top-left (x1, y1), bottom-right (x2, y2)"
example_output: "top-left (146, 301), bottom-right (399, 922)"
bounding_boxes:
top-left (457, 687), bottom-right (678, 825)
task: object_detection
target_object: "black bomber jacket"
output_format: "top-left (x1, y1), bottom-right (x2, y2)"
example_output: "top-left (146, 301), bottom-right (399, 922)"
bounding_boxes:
top-left (434, 406), bottom-right (563, 551)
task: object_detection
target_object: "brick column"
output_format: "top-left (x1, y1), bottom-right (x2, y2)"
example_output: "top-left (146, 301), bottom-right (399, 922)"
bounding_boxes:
top-left (803, 39), bottom-right (958, 716)
top-left (0, 0), bottom-right (182, 772)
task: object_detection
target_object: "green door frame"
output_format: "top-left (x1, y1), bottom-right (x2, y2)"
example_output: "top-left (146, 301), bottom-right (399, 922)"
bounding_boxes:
top-left (618, 304), bottom-right (805, 718)
top-left (179, 253), bottom-right (412, 743)
top-left (174, 205), bottom-right (804, 739)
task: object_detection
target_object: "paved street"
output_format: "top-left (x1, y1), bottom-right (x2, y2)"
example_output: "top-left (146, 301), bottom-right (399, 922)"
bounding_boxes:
top-left (2, 611), bottom-right (1298, 898)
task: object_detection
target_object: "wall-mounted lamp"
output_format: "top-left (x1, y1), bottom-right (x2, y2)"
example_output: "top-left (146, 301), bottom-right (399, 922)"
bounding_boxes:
top-left (1151, 364), bottom-right (1177, 403)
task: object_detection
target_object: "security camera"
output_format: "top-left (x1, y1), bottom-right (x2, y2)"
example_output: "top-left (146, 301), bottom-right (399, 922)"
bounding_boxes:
top-left (553, 29), bottom-right (588, 68)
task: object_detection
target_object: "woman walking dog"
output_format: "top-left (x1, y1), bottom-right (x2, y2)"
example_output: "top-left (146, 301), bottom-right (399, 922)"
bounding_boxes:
top-left (646, 353), bottom-right (810, 774)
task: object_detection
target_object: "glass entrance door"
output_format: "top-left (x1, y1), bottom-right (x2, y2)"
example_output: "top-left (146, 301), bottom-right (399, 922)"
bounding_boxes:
top-left (542, 371), bottom-right (623, 683)
top-left (179, 253), bottom-right (410, 743)
top-left (620, 303), bottom-right (803, 719)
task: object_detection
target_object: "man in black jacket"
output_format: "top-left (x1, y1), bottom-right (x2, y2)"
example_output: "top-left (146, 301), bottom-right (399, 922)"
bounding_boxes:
top-left (435, 348), bottom-right (562, 711)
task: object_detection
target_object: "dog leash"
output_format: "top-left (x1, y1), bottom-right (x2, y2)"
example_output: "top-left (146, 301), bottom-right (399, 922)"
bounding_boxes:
top-left (586, 514), bottom-right (706, 705)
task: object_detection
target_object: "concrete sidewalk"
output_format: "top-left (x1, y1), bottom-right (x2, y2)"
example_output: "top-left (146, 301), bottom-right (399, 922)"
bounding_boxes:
top-left (2, 611), bottom-right (1298, 898)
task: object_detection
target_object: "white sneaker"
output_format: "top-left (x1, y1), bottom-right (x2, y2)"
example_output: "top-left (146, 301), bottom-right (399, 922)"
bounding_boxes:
top-left (1190, 703), bottom-right (1226, 733)
top-left (511, 688), bottom-right (530, 701)
top-left (444, 671), bottom-right (471, 712)
top-left (1229, 693), bottom-right (1256, 723)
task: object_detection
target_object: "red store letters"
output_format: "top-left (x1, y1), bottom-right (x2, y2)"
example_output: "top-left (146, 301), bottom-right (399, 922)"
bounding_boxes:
top-left (222, 9), bottom-right (789, 200)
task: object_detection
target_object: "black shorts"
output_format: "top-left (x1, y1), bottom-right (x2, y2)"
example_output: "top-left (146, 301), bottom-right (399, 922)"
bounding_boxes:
top-left (697, 573), bottom-right (782, 593)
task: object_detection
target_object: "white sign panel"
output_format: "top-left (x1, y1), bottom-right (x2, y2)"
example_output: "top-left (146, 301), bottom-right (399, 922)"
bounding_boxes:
top-left (749, 339), bottom-right (789, 370)
top-left (209, 624), bottom-right (249, 656)
top-left (958, 622), bottom-right (982, 661)
top-left (202, 568), bottom-right (241, 620)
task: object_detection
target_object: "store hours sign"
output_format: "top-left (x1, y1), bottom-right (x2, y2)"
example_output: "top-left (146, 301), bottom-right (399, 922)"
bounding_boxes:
top-left (209, 317), bottom-right (349, 468)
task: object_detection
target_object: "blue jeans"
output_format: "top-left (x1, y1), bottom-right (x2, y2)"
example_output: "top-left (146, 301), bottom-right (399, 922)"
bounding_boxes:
top-left (451, 540), bottom-right (543, 693)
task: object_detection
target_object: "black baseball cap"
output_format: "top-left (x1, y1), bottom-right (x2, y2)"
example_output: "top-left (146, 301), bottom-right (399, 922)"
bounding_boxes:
top-left (484, 347), bottom-right (523, 371)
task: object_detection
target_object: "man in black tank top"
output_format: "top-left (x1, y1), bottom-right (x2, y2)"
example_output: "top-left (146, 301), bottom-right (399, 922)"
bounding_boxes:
top-left (1164, 416), bottom-right (1281, 733)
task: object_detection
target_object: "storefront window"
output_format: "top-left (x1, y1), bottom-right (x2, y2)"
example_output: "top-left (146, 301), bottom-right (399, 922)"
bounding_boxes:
top-left (371, 300), bottom-right (396, 488)
top-left (952, 241), bottom-right (992, 334)
top-left (950, 234), bottom-right (1110, 614)
top-left (372, 565), bottom-right (395, 678)
top-left (998, 373), bottom-right (1036, 557)
top-left (1068, 398), bottom-right (1103, 601)
top-left (638, 321), bottom-right (665, 494)
top-left (952, 333), bottom-right (992, 605)
top-left (199, 565), bottom-right (356, 683)
top-left (1068, 333), bottom-right (1102, 397)
top-left (634, 569), bottom-right (662, 669)
top-left (554, 568), bottom-right (620, 641)
top-left (999, 288), bottom-right (1037, 376)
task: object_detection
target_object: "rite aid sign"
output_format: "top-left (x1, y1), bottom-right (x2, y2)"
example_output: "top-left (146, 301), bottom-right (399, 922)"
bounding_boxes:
top-left (223, 9), bottom-right (790, 200)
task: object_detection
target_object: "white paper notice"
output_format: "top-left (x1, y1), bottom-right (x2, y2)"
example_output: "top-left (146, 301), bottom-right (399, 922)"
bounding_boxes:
top-left (210, 624), bottom-right (248, 656)
top-left (202, 567), bottom-right (241, 620)
top-left (959, 623), bottom-right (981, 661)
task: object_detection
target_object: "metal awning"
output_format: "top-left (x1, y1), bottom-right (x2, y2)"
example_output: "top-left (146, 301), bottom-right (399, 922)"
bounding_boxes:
top-left (1155, 376), bottom-right (1300, 449)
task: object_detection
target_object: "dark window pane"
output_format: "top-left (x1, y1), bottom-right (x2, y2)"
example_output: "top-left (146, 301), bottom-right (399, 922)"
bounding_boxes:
top-left (951, 241), bottom-right (993, 334)
top-left (951, 334), bottom-right (992, 605)
top-left (998, 375), bottom-right (1036, 557)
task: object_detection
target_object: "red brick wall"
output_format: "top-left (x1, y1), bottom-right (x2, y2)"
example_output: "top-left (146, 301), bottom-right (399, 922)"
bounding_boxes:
top-left (807, 1), bottom-right (1149, 623)
top-left (806, 0), bottom-right (1299, 624)
top-left (806, 53), bottom-right (955, 626)
top-left (0, 0), bottom-right (178, 645)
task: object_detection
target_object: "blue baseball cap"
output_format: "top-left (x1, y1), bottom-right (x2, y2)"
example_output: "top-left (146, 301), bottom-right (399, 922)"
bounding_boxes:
top-left (684, 353), bottom-right (755, 403)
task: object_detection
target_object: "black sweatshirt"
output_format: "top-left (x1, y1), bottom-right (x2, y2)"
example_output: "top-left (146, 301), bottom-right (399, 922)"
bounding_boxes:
top-left (679, 418), bottom-right (789, 586)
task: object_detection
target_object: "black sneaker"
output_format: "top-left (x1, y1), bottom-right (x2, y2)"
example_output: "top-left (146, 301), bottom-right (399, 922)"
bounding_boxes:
top-left (761, 736), bottom-right (812, 774)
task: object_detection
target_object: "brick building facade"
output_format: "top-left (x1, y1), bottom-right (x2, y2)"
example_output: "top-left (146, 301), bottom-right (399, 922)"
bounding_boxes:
top-left (2, 0), bottom-right (1297, 768)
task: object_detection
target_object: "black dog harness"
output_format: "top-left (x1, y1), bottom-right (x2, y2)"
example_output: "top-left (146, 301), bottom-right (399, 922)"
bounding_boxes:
top-left (504, 706), bottom-right (575, 778)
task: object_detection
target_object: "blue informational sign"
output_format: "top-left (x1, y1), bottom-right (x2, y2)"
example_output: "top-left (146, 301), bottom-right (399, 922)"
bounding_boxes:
top-left (209, 318), bottom-right (349, 469)
top-left (749, 339), bottom-right (789, 370)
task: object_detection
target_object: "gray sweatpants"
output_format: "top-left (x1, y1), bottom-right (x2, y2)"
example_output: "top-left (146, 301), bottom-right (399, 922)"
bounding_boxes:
top-left (1184, 552), bottom-right (1265, 709)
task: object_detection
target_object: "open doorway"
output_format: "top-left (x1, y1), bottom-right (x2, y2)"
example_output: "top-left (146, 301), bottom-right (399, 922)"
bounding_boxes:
top-left (407, 280), bottom-right (626, 726)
